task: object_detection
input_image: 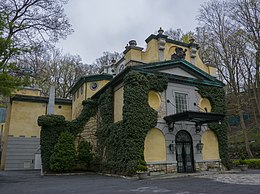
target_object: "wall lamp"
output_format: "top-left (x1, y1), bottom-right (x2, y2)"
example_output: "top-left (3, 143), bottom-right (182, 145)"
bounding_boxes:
top-left (168, 122), bottom-right (175, 132)
top-left (196, 141), bottom-right (204, 153)
top-left (195, 123), bottom-right (202, 133)
top-left (169, 143), bottom-right (175, 152)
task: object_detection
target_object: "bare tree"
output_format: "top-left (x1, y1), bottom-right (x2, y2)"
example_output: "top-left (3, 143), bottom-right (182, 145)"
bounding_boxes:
top-left (198, 0), bottom-right (254, 157)
top-left (0, 0), bottom-right (72, 95)
top-left (231, 0), bottom-right (260, 120)
top-left (18, 46), bottom-right (90, 98)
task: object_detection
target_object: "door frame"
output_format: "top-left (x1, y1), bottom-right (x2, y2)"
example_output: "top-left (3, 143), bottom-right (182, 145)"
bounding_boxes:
top-left (175, 130), bottom-right (194, 173)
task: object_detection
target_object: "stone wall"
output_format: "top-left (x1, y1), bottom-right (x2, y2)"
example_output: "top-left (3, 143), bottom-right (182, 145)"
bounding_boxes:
top-left (157, 91), bottom-right (166, 119)
top-left (147, 161), bottom-right (225, 174)
top-left (80, 115), bottom-right (98, 148)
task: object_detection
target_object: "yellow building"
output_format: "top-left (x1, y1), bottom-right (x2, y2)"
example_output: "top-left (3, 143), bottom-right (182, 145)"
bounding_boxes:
top-left (0, 88), bottom-right (72, 170)
top-left (2, 28), bottom-right (227, 173)
top-left (91, 28), bottom-right (225, 173)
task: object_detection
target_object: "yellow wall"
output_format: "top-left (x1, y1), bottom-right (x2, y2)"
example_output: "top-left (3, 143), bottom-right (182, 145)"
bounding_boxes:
top-left (125, 49), bottom-right (142, 62)
top-left (86, 80), bottom-right (110, 98)
top-left (72, 83), bottom-right (86, 119)
top-left (114, 87), bottom-right (124, 122)
top-left (1, 101), bottom-right (11, 170)
top-left (124, 36), bottom-right (216, 76)
top-left (54, 104), bottom-right (72, 121)
top-left (148, 91), bottom-right (161, 110)
top-left (199, 97), bottom-right (212, 112)
top-left (201, 129), bottom-right (220, 160)
top-left (8, 101), bottom-right (46, 138)
top-left (16, 88), bottom-right (41, 96)
top-left (144, 128), bottom-right (166, 162)
top-left (142, 39), bottom-right (159, 62)
top-left (72, 80), bottom-right (110, 119)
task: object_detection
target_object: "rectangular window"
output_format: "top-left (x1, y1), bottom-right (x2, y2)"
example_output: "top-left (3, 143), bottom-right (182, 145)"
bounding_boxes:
top-left (175, 92), bottom-right (188, 113)
top-left (80, 86), bottom-right (83, 95)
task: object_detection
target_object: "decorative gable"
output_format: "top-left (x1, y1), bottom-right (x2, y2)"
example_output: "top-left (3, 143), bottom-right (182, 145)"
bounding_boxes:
top-left (159, 67), bottom-right (197, 79)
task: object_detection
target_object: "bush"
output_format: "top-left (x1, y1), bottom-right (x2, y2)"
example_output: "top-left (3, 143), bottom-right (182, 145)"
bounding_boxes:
top-left (136, 160), bottom-right (148, 172)
top-left (49, 131), bottom-right (76, 172)
top-left (233, 159), bottom-right (260, 168)
top-left (77, 140), bottom-right (93, 170)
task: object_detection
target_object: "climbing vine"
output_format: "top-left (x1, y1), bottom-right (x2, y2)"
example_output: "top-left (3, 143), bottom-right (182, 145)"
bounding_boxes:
top-left (96, 71), bottom-right (168, 175)
top-left (198, 86), bottom-right (231, 169)
top-left (38, 99), bottom-right (97, 172)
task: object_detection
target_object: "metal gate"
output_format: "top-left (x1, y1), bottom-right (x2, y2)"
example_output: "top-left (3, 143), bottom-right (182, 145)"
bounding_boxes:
top-left (175, 130), bottom-right (194, 173)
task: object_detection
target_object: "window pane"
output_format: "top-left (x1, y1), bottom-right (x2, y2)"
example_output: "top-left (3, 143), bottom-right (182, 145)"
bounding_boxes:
top-left (175, 92), bottom-right (188, 113)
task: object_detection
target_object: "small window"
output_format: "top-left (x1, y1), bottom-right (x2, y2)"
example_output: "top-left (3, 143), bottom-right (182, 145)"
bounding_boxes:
top-left (58, 105), bottom-right (62, 109)
top-left (90, 82), bottom-right (98, 91)
top-left (77, 90), bottom-right (79, 98)
top-left (73, 94), bottom-right (75, 101)
top-left (80, 86), bottom-right (83, 95)
top-left (175, 92), bottom-right (188, 113)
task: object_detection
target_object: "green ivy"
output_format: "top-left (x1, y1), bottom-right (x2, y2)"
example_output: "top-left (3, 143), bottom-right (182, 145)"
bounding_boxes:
top-left (198, 86), bottom-right (231, 169)
top-left (96, 71), bottom-right (168, 175)
top-left (38, 99), bottom-right (97, 173)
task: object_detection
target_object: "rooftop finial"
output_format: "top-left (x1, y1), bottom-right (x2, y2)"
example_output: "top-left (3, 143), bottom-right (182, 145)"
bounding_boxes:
top-left (158, 27), bottom-right (164, 35)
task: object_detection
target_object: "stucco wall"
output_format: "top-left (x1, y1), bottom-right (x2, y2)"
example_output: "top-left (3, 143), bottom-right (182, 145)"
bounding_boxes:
top-left (8, 101), bottom-right (46, 138)
top-left (201, 129), bottom-right (220, 160)
top-left (124, 36), bottom-right (216, 77)
top-left (16, 88), bottom-right (41, 96)
top-left (72, 83), bottom-right (86, 119)
top-left (144, 128), bottom-right (166, 163)
top-left (54, 104), bottom-right (72, 121)
top-left (113, 87), bottom-right (124, 123)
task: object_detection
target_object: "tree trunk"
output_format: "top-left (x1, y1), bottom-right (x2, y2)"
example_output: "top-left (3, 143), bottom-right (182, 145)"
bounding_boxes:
top-left (238, 109), bottom-right (253, 158)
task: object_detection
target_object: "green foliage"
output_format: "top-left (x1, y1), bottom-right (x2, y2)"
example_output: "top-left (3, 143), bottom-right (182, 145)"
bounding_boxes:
top-left (198, 86), bottom-right (231, 169)
top-left (49, 131), bottom-right (76, 172)
top-left (233, 159), bottom-right (260, 169)
top-left (39, 115), bottom-right (68, 172)
top-left (77, 140), bottom-right (93, 169)
top-left (96, 71), bottom-right (168, 175)
top-left (38, 99), bottom-right (97, 173)
top-left (136, 160), bottom-right (148, 172)
top-left (0, 71), bottom-right (30, 96)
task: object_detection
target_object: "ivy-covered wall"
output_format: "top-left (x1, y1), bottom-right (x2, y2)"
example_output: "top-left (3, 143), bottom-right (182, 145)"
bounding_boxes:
top-left (38, 99), bottom-right (97, 172)
top-left (96, 71), bottom-right (168, 175)
top-left (198, 86), bottom-right (231, 169)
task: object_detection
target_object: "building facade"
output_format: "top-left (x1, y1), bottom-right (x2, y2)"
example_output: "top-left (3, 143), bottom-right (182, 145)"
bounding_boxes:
top-left (0, 88), bottom-right (72, 170)
top-left (2, 28), bottom-right (227, 173)
top-left (70, 28), bottom-right (226, 174)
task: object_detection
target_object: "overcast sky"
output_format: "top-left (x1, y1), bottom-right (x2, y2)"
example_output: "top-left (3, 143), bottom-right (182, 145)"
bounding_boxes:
top-left (57, 0), bottom-right (210, 64)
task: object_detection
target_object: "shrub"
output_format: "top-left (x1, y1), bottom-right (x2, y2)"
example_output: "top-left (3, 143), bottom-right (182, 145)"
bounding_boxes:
top-left (233, 159), bottom-right (260, 168)
top-left (136, 160), bottom-right (148, 172)
top-left (77, 140), bottom-right (93, 170)
top-left (49, 131), bottom-right (76, 172)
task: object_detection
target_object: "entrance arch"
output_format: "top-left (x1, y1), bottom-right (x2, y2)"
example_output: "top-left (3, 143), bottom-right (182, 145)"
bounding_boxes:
top-left (175, 130), bottom-right (194, 173)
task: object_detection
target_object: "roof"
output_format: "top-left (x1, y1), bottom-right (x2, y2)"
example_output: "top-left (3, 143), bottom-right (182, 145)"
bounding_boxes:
top-left (136, 59), bottom-right (224, 87)
top-left (11, 95), bottom-right (72, 105)
top-left (164, 111), bottom-right (225, 125)
top-left (69, 74), bottom-right (113, 94)
top-left (91, 59), bottom-right (224, 99)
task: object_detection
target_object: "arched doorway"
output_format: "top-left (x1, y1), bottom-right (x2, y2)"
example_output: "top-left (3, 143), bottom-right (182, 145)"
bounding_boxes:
top-left (175, 130), bottom-right (194, 173)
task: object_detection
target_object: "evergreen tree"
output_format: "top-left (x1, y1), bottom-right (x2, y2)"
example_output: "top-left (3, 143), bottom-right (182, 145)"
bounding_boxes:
top-left (50, 131), bottom-right (76, 172)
